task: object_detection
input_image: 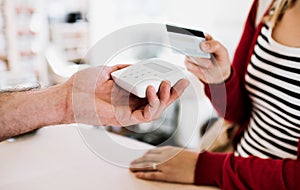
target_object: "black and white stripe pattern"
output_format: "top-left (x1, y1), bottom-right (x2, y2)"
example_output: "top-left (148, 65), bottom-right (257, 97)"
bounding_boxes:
top-left (235, 24), bottom-right (300, 159)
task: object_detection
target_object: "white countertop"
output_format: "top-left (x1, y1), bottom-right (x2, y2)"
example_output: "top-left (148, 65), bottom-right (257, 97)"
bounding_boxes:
top-left (0, 125), bottom-right (217, 190)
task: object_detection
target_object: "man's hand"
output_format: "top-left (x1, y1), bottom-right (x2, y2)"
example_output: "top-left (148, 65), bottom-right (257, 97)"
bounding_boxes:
top-left (0, 64), bottom-right (188, 141)
top-left (63, 65), bottom-right (189, 126)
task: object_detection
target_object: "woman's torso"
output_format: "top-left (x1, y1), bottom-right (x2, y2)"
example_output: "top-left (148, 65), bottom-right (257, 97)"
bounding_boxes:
top-left (235, 4), bottom-right (300, 159)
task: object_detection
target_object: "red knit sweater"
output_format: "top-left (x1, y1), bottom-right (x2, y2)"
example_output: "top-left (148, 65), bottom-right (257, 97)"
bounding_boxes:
top-left (194, 0), bottom-right (300, 189)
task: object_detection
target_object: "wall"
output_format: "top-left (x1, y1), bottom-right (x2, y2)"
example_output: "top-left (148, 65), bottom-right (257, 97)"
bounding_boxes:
top-left (89, 0), bottom-right (254, 59)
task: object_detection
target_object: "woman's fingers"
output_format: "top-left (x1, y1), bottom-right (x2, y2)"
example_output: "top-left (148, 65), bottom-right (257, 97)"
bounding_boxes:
top-left (184, 34), bottom-right (231, 84)
top-left (186, 56), bottom-right (212, 69)
top-left (130, 149), bottom-right (163, 172)
top-left (134, 172), bottom-right (166, 182)
top-left (131, 154), bottom-right (161, 165)
top-left (200, 40), bottom-right (229, 60)
top-left (130, 162), bottom-right (158, 172)
top-left (185, 59), bottom-right (204, 73)
top-left (204, 33), bottom-right (213, 41)
top-left (130, 147), bottom-right (172, 171)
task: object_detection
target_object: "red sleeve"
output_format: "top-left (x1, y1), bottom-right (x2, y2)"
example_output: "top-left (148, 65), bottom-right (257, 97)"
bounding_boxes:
top-left (194, 141), bottom-right (300, 189)
top-left (204, 0), bottom-right (259, 125)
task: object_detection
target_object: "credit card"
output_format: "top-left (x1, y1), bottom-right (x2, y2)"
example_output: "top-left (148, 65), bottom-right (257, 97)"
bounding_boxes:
top-left (166, 24), bottom-right (210, 58)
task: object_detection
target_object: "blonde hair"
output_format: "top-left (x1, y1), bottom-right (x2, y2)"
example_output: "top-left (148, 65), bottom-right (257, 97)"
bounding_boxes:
top-left (267, 0), bottom-right (297, 28)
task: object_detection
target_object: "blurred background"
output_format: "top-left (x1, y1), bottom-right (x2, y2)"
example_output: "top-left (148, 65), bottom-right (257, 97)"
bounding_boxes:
top-left (0, 0), bottom-right (253, 149)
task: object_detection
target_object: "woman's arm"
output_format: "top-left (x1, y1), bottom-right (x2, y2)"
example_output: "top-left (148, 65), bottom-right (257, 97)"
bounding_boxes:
top-left (130, 143), bottom-right (300, 189)
top-left (203, 0), bottom-right (259, 125)
top-left (195, 150), bottom-right (300, 189)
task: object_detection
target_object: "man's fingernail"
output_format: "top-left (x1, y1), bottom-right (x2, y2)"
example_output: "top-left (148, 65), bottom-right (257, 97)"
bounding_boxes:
top-left (184, 80), bottom-right (190, 87)
top-left (165, 80), bottom-right (171, 85)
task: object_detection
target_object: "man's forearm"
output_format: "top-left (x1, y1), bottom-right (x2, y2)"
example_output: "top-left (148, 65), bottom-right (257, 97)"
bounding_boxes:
top-left (0, 84), bottom-right (69, 141)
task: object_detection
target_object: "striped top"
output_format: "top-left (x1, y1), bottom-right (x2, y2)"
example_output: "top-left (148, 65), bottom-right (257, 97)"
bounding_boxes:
top-left (235, 24), bottom-right (300, 159)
